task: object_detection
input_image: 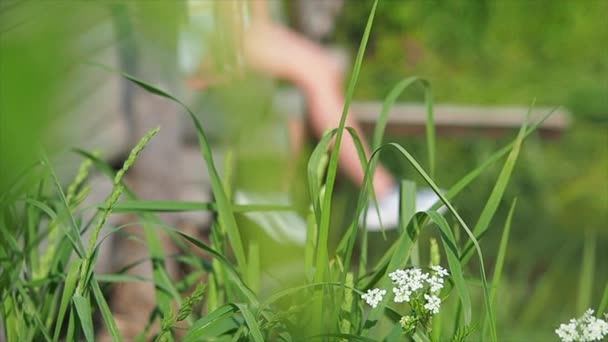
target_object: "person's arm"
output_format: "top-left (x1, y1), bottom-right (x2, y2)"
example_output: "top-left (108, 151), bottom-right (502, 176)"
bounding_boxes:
top-left (243, 17), bottom-right (394, 197)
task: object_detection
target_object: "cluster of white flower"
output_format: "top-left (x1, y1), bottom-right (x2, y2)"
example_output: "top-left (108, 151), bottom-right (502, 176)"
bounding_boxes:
top-left (423, 294), bottom-right (441, 314)
top-left (361, 288), bottom-right (387, 308)
top-left (388, 266), bottom-right (448, 313)
top-left (362, 266), bottom-right (449, 317)
top-left (556, 309), bottom-right (608, 342)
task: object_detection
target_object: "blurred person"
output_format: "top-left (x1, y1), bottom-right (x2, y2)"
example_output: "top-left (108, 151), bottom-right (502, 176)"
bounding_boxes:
top-left (182, 0), bottom-right (440, 235)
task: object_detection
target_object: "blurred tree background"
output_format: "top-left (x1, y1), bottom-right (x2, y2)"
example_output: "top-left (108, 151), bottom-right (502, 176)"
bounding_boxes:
top-left (328, 0), bottom-right (607, 338)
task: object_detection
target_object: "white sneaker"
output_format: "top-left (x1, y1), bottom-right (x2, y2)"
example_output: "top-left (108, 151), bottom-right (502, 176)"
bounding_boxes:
top-left (361, 186), bottom-right (446, 231)
top-left (234, 191), bottom-right (307, 245)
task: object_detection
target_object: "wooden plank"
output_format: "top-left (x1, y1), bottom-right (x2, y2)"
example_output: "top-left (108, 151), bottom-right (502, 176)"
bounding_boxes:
top-left (352, 102), bottom-right (570, 138)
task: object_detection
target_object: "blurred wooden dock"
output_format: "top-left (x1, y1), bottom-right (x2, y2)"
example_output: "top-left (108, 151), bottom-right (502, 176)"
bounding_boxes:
top-left (353, 102), bottom-right (569, 138)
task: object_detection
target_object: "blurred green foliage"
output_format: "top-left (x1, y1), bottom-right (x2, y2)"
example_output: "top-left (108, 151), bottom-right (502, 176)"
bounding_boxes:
top-left (336, 0), bottom-right (608, 117)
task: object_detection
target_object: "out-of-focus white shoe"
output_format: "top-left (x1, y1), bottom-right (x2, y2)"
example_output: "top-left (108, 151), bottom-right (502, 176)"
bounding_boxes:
top-left (361, 186), bottom-right (446, 231)
top-left (234, 191), bottom-right (307, 245)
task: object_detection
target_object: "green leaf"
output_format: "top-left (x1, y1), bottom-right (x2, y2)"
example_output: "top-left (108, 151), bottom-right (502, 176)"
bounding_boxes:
top-left (234, 303), bottom-right (264, 342)
top-left (24, 197), bottom-right (56, 220)
top-left (53, 258), bottom-right (82, 342)
top-left (174, 230), bottom-right (258, 305)
top-left (90, 276), bottom-right (123, 342)
top-left (315, 0), bottom-right (379, 286)
top-left (577, 230), bottom-right (596, 314)
top-left (426, 210), bottom-right (472, 325)
top-left (371, 77), bottom-right (435, 178)
top-left (41, 153), bottom-right (85, 257)
top-left (73, 294), bottom-right (95, 342)
top-left (182, 304), bottom-right (238, 342)
top-left (460, 105), bottom-right (530, 264)
top-left (597, 283), bottom-right (608, 317)
top-left (484, 198), bottom-right (517, 338)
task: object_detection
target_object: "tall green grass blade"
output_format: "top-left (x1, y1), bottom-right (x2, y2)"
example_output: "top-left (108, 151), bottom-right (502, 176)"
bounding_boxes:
top-left (400, 181), bottom-right (416, 234)
top-left (53, 258), bottom-right (81, 342)
top-left (90, 276), bottom-right (122, 342)
top-left (305, 126), bottom-right (375, 332)
top-left (339, 273), bottom-right (356, 335)
top-left (307, 128), bottom-right (335, 224)
top-left (460, 106), bottom-right (531, 265)
top-left (72, 294), bottom-right (94, 342)
top-left (401, 181), bottom-right (418, 266)
top-left (424, 87), bottom-right (436, 179)
top-left (234, 303), bottom-right (264, 342)
top-left (308, 126), bottom-right (370, 233)
top-left (26, 183), bottom-right (44, 275)
top-left (65, 307), bottom-right (76, 342)
top-left (41, 153), bottom-right (85, 257)
top-left (305, 209), bottom-right (317, 282)
top-left (247, 240), bottom-right (260, 294)
top-left (484, 198), bottom-right (517, 339)
top-left (371, 77), bottom-right (435, 177)
top-left (314, 0), bottom-right (378, 285)
top-left (426, 210), bottom-right (472, 326)
top-left (207, 273), bottom-right (219, 313)
top-left (174, 230), bottom-right (258, 305)
top-left (182, 304), bottom-right (238, 342)
top-left (334, 126), bottom-right (383, 272)
top-left (597, 283), bottom-right (608, 316)
top-left (24, 198), bottom-right (56, 221)
top-left (577, 229), bottom-right (596, 314)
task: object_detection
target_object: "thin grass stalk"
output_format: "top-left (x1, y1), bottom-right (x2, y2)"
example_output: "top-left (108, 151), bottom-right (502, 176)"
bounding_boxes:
top-left (75, 127), bottom-right (158, 296)
top-left (314, 0), bottom-right (379, 284)
top-left (577, 229), bottom-right (596, 314)
top-left (483, 198), bottom-right (517, 338)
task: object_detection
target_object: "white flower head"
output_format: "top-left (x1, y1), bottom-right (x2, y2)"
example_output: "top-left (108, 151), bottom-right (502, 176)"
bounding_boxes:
top-left (555, 322), bottom-right (578, 342)
top-left (389, 267), bottom-right (428, 294)
top-left (556, 309), bottom-right (608, 342)
top-left (423, 294), bottom-right (441, 314)
top-left (389, 269), bottom-right (408, 287)
top-left (581, 316), bottom-right (608, 341)
top-left (431, 265), bottom-right (449, 278)
top-left (361, 288), bottom-right (386, 308)
top-left (393, 286), bottom-right (412, 303)
top-left (427, 275), bottom-right (444, 293)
